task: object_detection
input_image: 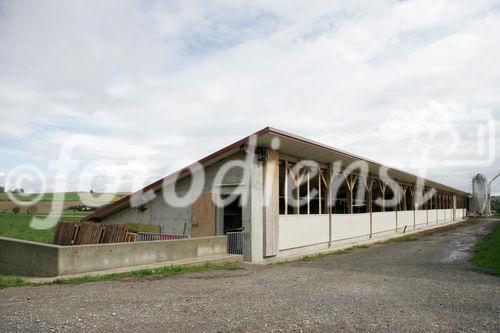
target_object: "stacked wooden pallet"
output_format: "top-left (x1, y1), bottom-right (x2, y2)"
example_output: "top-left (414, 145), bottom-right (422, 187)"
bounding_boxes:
top-left (102, 224), bottom-right (128, 243)
top-left (53, 222), bottom-right (79, 246)
top-left (53, 222), bottom-right (188, 245)
top-left (74, 222), bottom-right (106, 245)
top-left (53, 222), bottom-right (129, 246)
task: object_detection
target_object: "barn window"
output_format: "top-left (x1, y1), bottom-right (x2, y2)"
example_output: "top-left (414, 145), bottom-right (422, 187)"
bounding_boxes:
top-left (279, 160), bottom-right (286, 214)
top-left (278, 158), bottom-right (328, 215)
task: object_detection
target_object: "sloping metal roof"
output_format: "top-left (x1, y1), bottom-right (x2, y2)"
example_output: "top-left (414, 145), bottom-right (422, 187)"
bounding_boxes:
top-left (84, 126), bottom-right (468, 221)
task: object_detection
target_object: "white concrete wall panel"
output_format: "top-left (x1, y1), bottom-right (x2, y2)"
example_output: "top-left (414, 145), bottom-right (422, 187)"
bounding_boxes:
top-left (437, 210), bottom-right (445, 222)
top-left (446, 209), bottom-right (454, 221)
top-left (372, 212), bottom-right (396, 234)
top-left (415, 210), bottom-right (427, 226)
top-left (428, 210), bottom-right (438, 224)
top-left (397, 211), bottom-right (414, 230)
top-left (331, 214), bottom-right (370, 241)
top-left (278, 215), bottom-right (329, 250)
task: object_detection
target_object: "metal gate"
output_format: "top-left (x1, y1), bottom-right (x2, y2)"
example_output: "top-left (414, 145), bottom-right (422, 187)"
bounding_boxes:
top-left (227, 231), bottom-right (243, 255)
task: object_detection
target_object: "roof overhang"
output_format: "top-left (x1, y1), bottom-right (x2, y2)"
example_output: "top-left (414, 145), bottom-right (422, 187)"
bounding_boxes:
top-left (84, 126), bottom-right (468, 221)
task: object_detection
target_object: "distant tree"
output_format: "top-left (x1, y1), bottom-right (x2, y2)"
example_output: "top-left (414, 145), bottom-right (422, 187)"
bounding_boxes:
top-left (11, 207), bottom-right (20, 214)
top-left (492, 197), bottom-right (500, 210)
top-left (0, 186), bottom-right (4, 193)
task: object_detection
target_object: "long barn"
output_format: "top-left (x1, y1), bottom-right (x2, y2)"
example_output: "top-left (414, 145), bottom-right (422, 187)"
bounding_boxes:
top-left (84, 127), bottom-right (469, 263)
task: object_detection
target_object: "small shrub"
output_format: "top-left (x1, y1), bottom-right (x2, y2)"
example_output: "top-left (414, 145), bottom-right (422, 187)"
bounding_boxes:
top-left (26, 206), bottom-right (37, 216)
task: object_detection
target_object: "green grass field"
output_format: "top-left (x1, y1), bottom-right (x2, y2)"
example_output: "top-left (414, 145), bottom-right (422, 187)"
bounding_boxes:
top-left (0, 191), bottom-right (128, 204)
top-left (471, 223), bottom-right (500, 276)
top-left (0, 213), bottom-right (83, 244)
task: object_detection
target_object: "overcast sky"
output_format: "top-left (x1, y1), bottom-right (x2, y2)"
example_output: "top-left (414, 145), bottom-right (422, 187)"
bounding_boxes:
top-left (0, 0), bottom-right (499, 194)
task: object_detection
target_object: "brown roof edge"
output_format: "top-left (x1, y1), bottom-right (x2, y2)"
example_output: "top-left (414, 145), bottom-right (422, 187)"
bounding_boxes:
top-left (83, 127), bottom-right (273, 221)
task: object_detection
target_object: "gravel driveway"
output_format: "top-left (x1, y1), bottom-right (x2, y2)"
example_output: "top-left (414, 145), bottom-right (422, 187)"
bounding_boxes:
top-left (1, 220), bottom-right (499, 332)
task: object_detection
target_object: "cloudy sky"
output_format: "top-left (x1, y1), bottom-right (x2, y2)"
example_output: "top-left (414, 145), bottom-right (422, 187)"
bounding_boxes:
top-left (0, 0), bottom-right (499, 194)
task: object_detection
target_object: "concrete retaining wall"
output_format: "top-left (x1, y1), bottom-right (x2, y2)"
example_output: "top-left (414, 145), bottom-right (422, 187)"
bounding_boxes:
top-left (0, 237), bottom-right (59, 277)
top-left (0, 236), bottom-right (228, 277)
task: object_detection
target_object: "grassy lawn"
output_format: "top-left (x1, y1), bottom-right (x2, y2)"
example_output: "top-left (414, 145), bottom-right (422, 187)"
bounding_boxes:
top-left (491, 212), bottom-right (500, 219)
top-left (0, 262), bottom-right (242, 289)
top-left (471, 223), bottom-right (500, 276)
top-left (0, 213), bottom-right (82, 244)
top-left (0, 275), bottom-right (26, 288)
top-left (0, 192), bottom-right (128, 204)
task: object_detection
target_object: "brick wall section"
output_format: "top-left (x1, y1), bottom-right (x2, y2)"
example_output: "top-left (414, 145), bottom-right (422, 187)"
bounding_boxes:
top-left (191, 193), bottom-right (216, 237)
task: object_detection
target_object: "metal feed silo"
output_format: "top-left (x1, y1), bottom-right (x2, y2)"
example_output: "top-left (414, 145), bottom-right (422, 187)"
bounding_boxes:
top-left (468, 174), bottom-right (491, 217)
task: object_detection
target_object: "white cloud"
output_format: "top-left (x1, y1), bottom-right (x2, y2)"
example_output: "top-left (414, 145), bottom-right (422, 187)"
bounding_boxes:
top-left (0, 0), bottom-right (499, 192)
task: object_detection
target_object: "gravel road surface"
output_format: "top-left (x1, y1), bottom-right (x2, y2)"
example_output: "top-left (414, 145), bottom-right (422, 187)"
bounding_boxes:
top-left (1, 219), bottom-right (499, 332)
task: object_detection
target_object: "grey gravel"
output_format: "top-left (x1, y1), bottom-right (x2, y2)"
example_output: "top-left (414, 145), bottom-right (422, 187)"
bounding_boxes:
top-left (1, 220), bottom-right (499, 332)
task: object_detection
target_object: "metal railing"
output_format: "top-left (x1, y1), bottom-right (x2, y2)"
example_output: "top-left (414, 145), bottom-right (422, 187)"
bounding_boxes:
top-left (227, 231), bottom-right (243, 255)
top-left (135, 232), bottom-right (189, 242)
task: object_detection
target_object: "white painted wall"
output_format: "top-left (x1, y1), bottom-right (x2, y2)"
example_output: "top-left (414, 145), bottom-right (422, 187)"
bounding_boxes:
top-left (277, 208), bottom-right (464, 255)
top-left (372, 212), bottom-right (396, 234)
top-left (428, 209), bottom-right (438, 224)
top-left (438, 210), bottom-right (445, 222)
top-left (331, 214), bottom-right (370, 241)
top-left (397, 211), bottom-right (414, 230)
top-left (415, 210), bottom-right (427, 226)
top-left (446, 209), bottom-right (454, 221)
top-left (278, 215), bottom-right (329, 250)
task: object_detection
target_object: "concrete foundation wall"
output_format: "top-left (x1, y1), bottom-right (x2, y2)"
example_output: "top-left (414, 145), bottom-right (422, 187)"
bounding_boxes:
top-left (0, 236), bottom-right (228, 277)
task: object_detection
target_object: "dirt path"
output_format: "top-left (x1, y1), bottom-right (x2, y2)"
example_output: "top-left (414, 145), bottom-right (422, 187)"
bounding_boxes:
top-left (1, 220), bottom-right (499, 332)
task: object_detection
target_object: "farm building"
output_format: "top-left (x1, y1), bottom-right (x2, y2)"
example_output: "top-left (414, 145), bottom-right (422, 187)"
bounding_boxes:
top-left (84, 127), bottom-right (469, 263)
